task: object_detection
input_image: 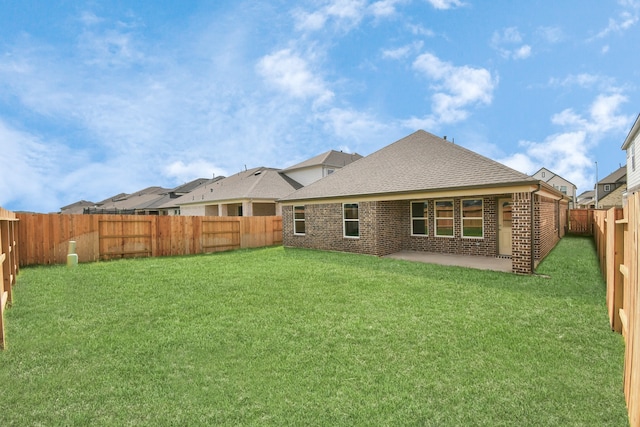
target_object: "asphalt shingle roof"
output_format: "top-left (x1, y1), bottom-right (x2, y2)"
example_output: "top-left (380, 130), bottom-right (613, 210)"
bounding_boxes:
top-left (283, 150), bottom-right (363, 172)
top-left (280, 130), bottom-right (537, 202)
top-left (599, 166), bottom-right (626, 184)
top-left (173, 167), bottom-right (302, 205)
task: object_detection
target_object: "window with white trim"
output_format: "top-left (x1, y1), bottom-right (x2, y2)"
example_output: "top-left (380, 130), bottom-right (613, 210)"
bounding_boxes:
top-left (461, 199), bottom-right (483, 238)
top-left (435, 200), bottom-right (454, 237)
top-left (294, 206), bottom-right (305, 235)
top-left (343, 203), bottom-right (359, 238)
top-left (411, 201), bottom-right (428, 235)
top-left (604, 184), bottom-right (611, 192)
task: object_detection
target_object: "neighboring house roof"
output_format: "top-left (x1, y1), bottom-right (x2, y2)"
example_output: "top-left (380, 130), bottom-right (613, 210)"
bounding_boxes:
top-left (173, 167), bottom-right (302, 206)
top-left (171, 178), bottom-right (218, 194)
top-left (95, 193), bottom-right (129, 205)
top-left (282, 150), bottom-right (363, 172)
top-left (59, 200), bottom-right (95, 214)
top-left (576, 190), bottom-right (595, 204)
top-left (599, 166), bottom-right (626, 184)
top-left (621, 113), bottom-right (640, 150)
top-left (532, 167), bottom-right (577, 189)
top-left (598, 184), bottom-right (627, 208)
top-left (280, 130), bottom-right (539, 202)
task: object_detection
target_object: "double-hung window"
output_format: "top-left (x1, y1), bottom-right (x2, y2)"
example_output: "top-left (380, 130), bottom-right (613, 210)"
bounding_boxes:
top-left (435, 200), bottom-right (454, 237)
top-left (293, 206), bottom-right (305, 235)
top-left (343, 203), bottom-right (359, 238)
top-left (411, 201), bottom-right (428, 235)
top-left (461, 199), bottom-right (483, 238)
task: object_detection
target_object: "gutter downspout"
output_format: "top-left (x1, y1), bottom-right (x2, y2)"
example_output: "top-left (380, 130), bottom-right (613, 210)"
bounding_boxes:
top-left (531, 183), bottom-right (542, 274)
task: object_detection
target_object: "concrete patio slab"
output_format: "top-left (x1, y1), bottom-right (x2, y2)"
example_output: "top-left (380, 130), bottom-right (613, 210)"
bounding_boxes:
top-left (384, 250), bottom-right (512, 273)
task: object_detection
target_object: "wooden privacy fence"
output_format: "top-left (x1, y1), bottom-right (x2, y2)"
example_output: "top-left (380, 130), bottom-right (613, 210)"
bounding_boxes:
top-left (568, 209), bottom-right (594, 235)
top-left (17, 213), bottom-right (282, 266)
top-left (0, 206), bottom-right (19, 349)
top-left (593, 201), bottom-right (639, 427)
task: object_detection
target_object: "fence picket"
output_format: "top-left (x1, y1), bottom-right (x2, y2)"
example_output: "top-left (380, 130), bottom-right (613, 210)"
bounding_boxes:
top-left (16, 213), bottom-right (283, 266)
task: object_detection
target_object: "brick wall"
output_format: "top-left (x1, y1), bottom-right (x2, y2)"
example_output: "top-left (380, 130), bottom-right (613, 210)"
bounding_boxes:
top-left (536, 196), bottom-right (563, 263)
top-left (283, 193), bottom-right (565, 275)
top-left (284, 197), bottom-right (499, 258)
top-left (283, 202), bottom-right (379, 255)
top-left (511, 192), bottom-right (532, 274)
top-left (406, 197), bottom-right (497, 257)
top-left (374, 200), bottom-right (407, 256)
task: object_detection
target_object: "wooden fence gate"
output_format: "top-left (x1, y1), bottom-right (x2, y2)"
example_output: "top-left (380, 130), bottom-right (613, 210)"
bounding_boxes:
top-left (0, 207), bottom-right (19, 349)
top-left (568, 209), bottom-right (594, 235)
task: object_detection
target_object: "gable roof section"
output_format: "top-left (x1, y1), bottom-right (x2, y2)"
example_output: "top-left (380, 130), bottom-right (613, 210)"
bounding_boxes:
top-left (173, 167), bottom-right (302, 206)
top-left (283, 150), bottom-right (363, 172)
top-left (599, 166), bottom-right (626, 184)
top-left (532, 167), bottom-right (576, 188)
top-left (280, 130), bottom-right (538, 202)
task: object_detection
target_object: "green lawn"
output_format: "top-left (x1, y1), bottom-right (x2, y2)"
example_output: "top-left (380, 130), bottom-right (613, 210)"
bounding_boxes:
top-left (0, 236), bottom-right (628, 426)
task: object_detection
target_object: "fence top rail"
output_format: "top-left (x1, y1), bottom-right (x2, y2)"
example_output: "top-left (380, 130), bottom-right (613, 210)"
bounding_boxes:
top-left (0, 206), bottom-right (18, 221)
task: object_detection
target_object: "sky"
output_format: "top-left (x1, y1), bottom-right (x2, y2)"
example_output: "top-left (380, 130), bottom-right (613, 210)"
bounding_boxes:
top-left (1, 0), bottom-right (639, 213)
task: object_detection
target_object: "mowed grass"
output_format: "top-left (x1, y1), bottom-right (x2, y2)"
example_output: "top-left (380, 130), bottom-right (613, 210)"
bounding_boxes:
top-left (0, 236), bottom-right (628, 426)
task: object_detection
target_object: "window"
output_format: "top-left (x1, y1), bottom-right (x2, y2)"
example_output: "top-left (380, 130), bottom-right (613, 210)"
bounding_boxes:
top-left (542, 171), bottom-right (546, 178)
top-left (411, 201), bottom-right (428, 235)
top-left (604, 184), bottom-right (611, 192)
top-left (294, 206), bottom-right (305, 235)
top-left (461, 199), bottom-right (483, 238)
top-left (560, 185), bottom-right (567, 194)
top-left (435, 200), bottom-right (454, 237)
top-left (343, 203), bottom-right (359, 238)
top-left (633, 145), bottom-right (636, 172)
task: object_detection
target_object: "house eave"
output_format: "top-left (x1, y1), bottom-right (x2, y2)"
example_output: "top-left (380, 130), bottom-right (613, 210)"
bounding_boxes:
top-left (621, 113), bottom-right (640, 150)
top-left (177, 197), bottom-right (279, 207)
top-left (279, 181), bottom-right (544, 205)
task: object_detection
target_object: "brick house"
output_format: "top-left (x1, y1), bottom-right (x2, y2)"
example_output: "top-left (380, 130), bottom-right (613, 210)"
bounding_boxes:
top-left (279, 130), bottom-right (569, 274)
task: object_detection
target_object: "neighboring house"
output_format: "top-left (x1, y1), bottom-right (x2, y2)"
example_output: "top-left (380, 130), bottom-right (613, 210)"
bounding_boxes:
top-left (622, 113), bottom-right (640, 194)
top-left (169, 167), bottom-right (302, 216)
top-left (532, 168), bottom-right (577, 208)
top-left (576, 190), bottom-right (595, 209)
top-left (60, 200), bottom-right (95, 215)
top-left (92, 186), bottom-right (172, 215)
top-left (281, 150), bottom-right (363, 186)
top-left (64, 178), bottom-right (213, 215)
top-left (598, 184), bottom-right (627, 209)
top-left (596, 166), bottom-right (626, 208)
top-left (156, 177), bottom-right (223, 216)
top-left (279, 130), bottom-right (568, 274)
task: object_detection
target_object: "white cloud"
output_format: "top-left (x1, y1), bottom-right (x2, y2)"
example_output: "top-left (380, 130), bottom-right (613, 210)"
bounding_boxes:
top-left (407, 23), bottom-right (435, 37)
top-left (536, 26), bottom-right (564, 44)
top-left (426, 0), bottom-right (465, 10)
top-left (591, 0), bottom-right (640, 39)
top-left (513, 45), bottom-right (531, 59)
top-left (500, 153), bottom-right (538, 175)
top-left (293, 0), bottom-right (367, 32)
top-left (406, 52), bottom-right (496, 128)
top-left (256, 48), bottom-right (334, 105)
top-left (369, 0), bottom-right (405, 17)
top-left (491, 27), bottom-right (532, 60)
top-left (381, 41), bottom-right (423, 59)
top-left (164, 161), bottom-right (227, 183)
top-left (499, 93), bottom-right (633, 191)
top-left (319, 107), bottom-right (390, 142)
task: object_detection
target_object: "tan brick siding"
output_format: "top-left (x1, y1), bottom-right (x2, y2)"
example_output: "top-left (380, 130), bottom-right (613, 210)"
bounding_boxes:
top-left (406, 197), bottom-right (497, 257)
top-left (283, 193), bottom-right (568, 275)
